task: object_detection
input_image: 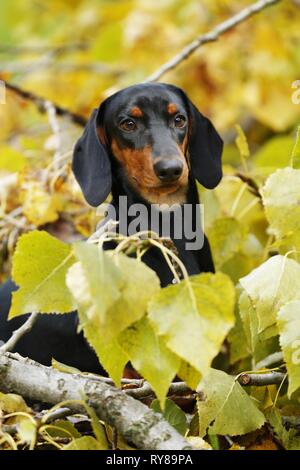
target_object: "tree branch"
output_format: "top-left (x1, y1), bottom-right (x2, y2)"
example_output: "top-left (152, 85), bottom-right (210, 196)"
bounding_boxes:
top-left (145, 0), bottom-right (281, 82)
top-left (255, 352), bottom-right (284, 370)
top-left (0, 352), bottom-right (196, 450)
top-left (124, 372), bottom-right (288, 398)
top-left (2, 0), bottom-right (281, 124)
top-left (2, 80), bottom-right (87, 126)
top-left (80, 371), bottom-right (288, 402)
top-left (123, 380), bottom-right (194, 399)
top-left (0, 313), bottom-right (39, 354)
top-left (0, 43), bottom-right (88, 55)
top-left (237, 371), bottom-right (286, 386)
top-left (235, 172), bottom-right (262, 200)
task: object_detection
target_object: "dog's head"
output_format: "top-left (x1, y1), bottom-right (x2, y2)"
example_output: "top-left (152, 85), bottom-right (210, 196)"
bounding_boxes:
top-left (72, 83), bottom-right (223, 206)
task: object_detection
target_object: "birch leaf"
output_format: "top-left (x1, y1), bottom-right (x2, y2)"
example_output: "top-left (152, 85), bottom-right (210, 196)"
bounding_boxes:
top-left (148, 273), bottom-right (235, 378)
top-left (278, 300), bottom-right (300, 397)
top-left (240, 255), bottom-right (300, 333)
top-left (9, 231), bottom-right (76, 318)
top-left (197, 369), bottom-right (265, 437)
top-left (119, 317), bottom-right (180, 408)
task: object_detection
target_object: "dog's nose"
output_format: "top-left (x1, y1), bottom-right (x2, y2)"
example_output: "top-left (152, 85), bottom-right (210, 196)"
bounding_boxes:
top-left (154, 159), bottom-right (183, 182)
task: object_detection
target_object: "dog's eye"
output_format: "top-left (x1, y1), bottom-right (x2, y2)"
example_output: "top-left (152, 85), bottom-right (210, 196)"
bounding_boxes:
top-left (174, 114), bottom-right (186, 128)
top-left (120, 119), bottom-right (137, 132)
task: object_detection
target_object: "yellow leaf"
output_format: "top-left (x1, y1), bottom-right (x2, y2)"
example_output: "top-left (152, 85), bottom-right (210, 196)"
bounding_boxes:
top-left (0, 146), bottom-right (26, 173)
top-left (21, 182), bottom-right (63, 226)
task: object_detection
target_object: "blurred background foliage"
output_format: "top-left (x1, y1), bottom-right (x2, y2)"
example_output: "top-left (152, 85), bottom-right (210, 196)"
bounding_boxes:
top-left (0, 0), bottom-right (299, 280)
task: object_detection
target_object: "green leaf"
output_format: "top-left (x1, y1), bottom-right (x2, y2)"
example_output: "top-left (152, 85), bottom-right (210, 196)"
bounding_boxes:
top-left (51, 358), bottom-right (82, 375)
top-left (0, 392), bottom-right (30, 414)
top-left (214, 177), bottom-right (264, 230)
top-left (261, 168), bottom-right (300, 248)
top-left (227, 301), bottom-right (249, 365)
top-left (267, 408), bottom-right (300, 450)
top-left (207, 217), bottom-right (247, 270)
top-left (290, 126), bottom-right (300, 169)
top-left (151, 398), bottom-right (188, 436)
top-left (148, 273), bottom-right (235, 378)
top-left (238, 291), bottom-right (279, 364)
top-left (240, 255), bottom-right (300, 333)
top-left (253, 135), bottom-right (294, 169)
top-left (67, 243), bottom-right (160, 342)
top-left (178, 361), bottom-right (201, 390)
top-left (65, 249), bottom-right (130, 382)
top-left (278, 300), bottom-right (300, 397)
top-left (77, 305), bottom-right (129, 384)
top-left (63, 436), bottom-right (105, 450)
top-left (9, 231), bottom-right (76, 318)
top-left (17, 418), bottom-right (37, 447)
top-left (199, 187), bottom-right (221, 229)
top-left (83, 402), bottom-right (109, 449)
top-left (235, 124), bottom-right (250, 168)
top-left (119, 317), bottom-right (180, 408)
top-left (197, 369), bottom-right (265, 437)
top-left (45, 420), bottom-right (81, 439)
top-left (67, 243), bottom-right (123, 328)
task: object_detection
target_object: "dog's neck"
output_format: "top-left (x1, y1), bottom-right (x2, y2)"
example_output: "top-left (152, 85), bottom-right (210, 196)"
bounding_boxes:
top-left (99, 167), bottom-right (213, 285)
top-left (109, 167), bottom-right (203, 245)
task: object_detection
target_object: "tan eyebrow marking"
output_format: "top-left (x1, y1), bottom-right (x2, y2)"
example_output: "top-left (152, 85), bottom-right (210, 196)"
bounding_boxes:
top-left (167, 103), bottom-right (178, 114)
top-left (130, 106), bottom-right (143, 117)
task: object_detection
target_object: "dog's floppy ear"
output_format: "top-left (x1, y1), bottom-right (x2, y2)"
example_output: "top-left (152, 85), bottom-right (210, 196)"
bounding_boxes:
top-left (72, 102), bottom-right (111, 207)
top-left (187, 101), bottom-right (223, 189)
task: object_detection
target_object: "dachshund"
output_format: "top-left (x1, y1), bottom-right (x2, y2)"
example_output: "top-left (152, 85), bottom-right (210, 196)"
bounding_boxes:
top-left (0, 83), bottom-right (223, 373)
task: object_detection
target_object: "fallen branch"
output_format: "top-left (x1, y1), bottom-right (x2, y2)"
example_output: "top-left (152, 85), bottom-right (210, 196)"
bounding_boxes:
top-left (0, 352), bottom-right (195, 450)
top-left (145, 0), bottom-right (281, 82)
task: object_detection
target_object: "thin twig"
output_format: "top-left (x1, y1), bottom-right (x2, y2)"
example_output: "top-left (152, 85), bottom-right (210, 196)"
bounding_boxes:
top-left (255, 352), bottom-right (284, 370)
top-left (3, 81), bottom-right (87, 126)
top-left (0, 313), bottom-right (39, 354)
top-left (0, 43), bottom-right (88, 55)
top-left (145, 0), bottom-right (281, 82)
top-left (2, 61), bottom-right (123, 76)
top-left (124, 381), bottom-right (193, 399)
top-left (235, 172), bottom-right (262, 200)
top-left (44, 100), bottom-right (63, 173)
top-left (41, 407), bottom-right (73, 424)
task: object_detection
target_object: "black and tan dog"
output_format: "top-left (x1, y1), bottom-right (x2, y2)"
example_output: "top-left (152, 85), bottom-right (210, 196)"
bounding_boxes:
top-left (0, 83), bottom-right (223, 373)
